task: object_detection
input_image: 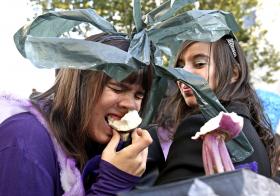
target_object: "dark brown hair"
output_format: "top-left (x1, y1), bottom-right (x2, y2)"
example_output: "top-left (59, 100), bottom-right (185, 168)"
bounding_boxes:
top-left (164, 36), bottom-right (278, 175)
top-left (32, 33), bottom-right (153, 168)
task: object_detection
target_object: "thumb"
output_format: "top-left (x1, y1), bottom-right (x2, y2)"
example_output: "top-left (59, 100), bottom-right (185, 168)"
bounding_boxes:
top-left (103, 130), bottom-right (120, 154)
top-left (129, 128), bottom-right (153, 154)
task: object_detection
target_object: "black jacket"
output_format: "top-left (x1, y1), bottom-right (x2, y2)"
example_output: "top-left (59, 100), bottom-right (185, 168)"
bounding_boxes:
top-left (155, 102), bottom-right (271, 185)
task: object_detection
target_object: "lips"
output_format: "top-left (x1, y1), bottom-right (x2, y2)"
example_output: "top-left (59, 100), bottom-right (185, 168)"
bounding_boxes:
top-left (105, 113), bottom-right (122, 129)
top-left (180, 84), bottom-right (193, 95)
top-left (104, 117), bottom-right (113, 132)
top-left (107, 114), bottom-right (121, 120)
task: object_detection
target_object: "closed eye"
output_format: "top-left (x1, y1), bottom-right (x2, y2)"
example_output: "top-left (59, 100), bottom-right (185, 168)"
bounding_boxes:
top-left (135, 92), bottom-right (144, 100)
top-left (107, 84), bottom-right (123, 93)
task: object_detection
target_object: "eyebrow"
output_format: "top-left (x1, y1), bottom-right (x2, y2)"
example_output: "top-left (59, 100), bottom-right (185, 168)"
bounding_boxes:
top-left (192, 54), bottom-right (210, 59)
top-left (108, 81), bottom-right (145, 92)
top-left (178, 53), bottom-right (209, 62)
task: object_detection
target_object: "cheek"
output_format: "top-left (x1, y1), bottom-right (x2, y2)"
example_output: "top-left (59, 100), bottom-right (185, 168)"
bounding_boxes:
top-left (208, 80), bottom-right (216, 90)
top-left (136, 100), bottom-right (142, 111)
top-left (208, 68), bottom-right (216, 90)
top-left (199, 68), bottom-right (210, 81)
top-left (99, 89), bottom-right (119, 105)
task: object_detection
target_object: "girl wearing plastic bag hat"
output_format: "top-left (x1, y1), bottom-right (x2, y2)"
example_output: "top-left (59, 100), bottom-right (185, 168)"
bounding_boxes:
top-left (0, 10), bottom-right (154, 195)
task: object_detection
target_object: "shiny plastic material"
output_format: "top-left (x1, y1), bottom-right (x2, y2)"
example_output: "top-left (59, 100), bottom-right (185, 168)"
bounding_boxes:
top-left (14, 9), bottom-right (145, 81)
top-left (119, 169), bottom-right (280, 196)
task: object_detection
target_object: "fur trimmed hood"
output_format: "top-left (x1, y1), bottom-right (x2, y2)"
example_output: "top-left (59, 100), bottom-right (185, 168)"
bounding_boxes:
top-left (0, 94), bottom-right (85, 196)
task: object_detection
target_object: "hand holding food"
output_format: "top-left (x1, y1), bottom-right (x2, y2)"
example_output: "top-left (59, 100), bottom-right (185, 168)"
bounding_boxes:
top-left (102, 128), bottom-right (153, 176)
top-left (192, 112), bottom-right (243, 175)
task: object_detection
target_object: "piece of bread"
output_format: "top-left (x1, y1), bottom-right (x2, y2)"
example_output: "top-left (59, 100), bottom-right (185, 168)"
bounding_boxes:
top-left (108, 110), bottom-right (142, 141)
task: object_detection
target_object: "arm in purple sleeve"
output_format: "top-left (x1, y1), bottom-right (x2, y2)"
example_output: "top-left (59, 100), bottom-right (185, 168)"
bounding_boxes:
top-left (0, 146), bottom-right (57, 196)
top-left (0, 113), bottom-right (62, 196)
top-left (84, 156), bottom-right (140, 196)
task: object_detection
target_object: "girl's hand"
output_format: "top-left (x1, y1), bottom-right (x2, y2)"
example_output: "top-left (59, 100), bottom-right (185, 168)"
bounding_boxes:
top-left (101, 128), bottom-right (153, 176)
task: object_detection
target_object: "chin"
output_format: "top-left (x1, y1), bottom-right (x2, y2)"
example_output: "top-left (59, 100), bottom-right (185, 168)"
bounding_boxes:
top-left (98, 135), bottom-right (112, 144)
top-left (88, 132), bottom-right (111, 144)
top-left (184, 97), bottom-right (198, 107)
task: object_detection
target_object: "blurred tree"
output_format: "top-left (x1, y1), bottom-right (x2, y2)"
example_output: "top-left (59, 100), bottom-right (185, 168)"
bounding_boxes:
top-left (32, 0), bottom-right (156, 34)
top-left (31, 0), bottom-right (280, 83)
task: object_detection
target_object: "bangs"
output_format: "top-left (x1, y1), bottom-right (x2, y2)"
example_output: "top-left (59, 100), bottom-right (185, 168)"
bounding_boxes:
top-left (122, 67), bottom-right (152, 92)
top-left (123, 69), bottom-right (144, 85)
top-left (175, 40), bottom-right (196, 67)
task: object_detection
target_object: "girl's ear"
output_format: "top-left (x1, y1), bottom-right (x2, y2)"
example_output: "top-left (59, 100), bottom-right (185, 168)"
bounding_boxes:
top-left (230, 66), bottom-right (239, 83)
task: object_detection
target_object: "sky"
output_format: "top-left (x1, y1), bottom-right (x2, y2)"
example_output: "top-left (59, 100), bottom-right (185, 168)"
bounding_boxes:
top-left (0, 1), bottom-right (54, 98)
top-left (257, 0), bottom-right (280, 51)
top-left (0, 0), bottom-right (280, 98)
top-left (253, 0), bottom-right (280, 93)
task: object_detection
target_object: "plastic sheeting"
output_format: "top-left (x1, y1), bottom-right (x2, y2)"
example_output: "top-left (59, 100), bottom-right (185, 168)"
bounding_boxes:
top-left (118, 169), bottom-right (280, 196)
top-left (13, 9), bottom-right (145, 82)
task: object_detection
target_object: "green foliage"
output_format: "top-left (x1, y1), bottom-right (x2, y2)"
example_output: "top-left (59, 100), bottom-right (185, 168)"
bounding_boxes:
top-left (36, 0), bottom-right (156, 34)
top-left (33, 0), bottom-right (280, 83)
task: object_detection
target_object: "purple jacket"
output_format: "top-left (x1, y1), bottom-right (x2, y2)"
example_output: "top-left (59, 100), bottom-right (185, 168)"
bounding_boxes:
top-left (0, 94), bottom-right (139, 196)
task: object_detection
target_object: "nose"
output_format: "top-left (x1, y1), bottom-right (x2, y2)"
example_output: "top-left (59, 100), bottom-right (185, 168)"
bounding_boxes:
top-left (183, 64), bottom-right (195, 74)
top-left (118, 94), bottom-right (139, 111)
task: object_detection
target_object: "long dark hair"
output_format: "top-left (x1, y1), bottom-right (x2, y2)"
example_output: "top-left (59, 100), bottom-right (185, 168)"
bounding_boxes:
top-left (164, 36), bottom-right (278, 175)
top-left (31, 33), bottom-right (153, 168)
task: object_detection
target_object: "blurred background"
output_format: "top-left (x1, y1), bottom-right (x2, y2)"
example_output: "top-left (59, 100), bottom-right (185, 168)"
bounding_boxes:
top-left (1, 0), bottom-right (279, 131)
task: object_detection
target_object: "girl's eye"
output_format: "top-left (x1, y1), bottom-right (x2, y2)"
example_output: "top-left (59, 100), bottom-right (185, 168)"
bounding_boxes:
top-left (194, 61), bottom-right (208, 68)
top-left (108, 85), bottom-right (123, 93)
top-left (193, 56), bottom-right (209, 68)
top-left (135, 93), bottom-right (144, 100)
top-left (195, 62), bottom-right (206, 67)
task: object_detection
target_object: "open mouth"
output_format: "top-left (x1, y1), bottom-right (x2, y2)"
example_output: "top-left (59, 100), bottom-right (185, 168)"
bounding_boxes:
top-left (105, 116), bottom-right (109, 123)
top-left (106, 110), bottom-right (142, 132)
top-left (105, 114), bottom-right (121, 129)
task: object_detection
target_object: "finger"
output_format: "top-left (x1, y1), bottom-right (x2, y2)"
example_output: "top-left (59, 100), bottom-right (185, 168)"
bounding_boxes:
top-left (127, 129), bottom-right (152, 154)
top-left (131, 128), bottom-right (141, 143)
top-left (135, 147), bottom-right (149, 176)
top-left (104, 129), bottom-right (120, 153)
top-left (141, 147), bottom-right (149, 167)
top-left (141, 146), bottom-right (149, 163)
top-left (131, 128), bottom-right (151, 143)
top-left (137, 129), bottom-right (153, 145)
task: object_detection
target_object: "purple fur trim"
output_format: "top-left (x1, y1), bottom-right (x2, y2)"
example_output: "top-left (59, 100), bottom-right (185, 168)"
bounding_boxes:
top-left (0, 93), bottom-right (85, 196)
